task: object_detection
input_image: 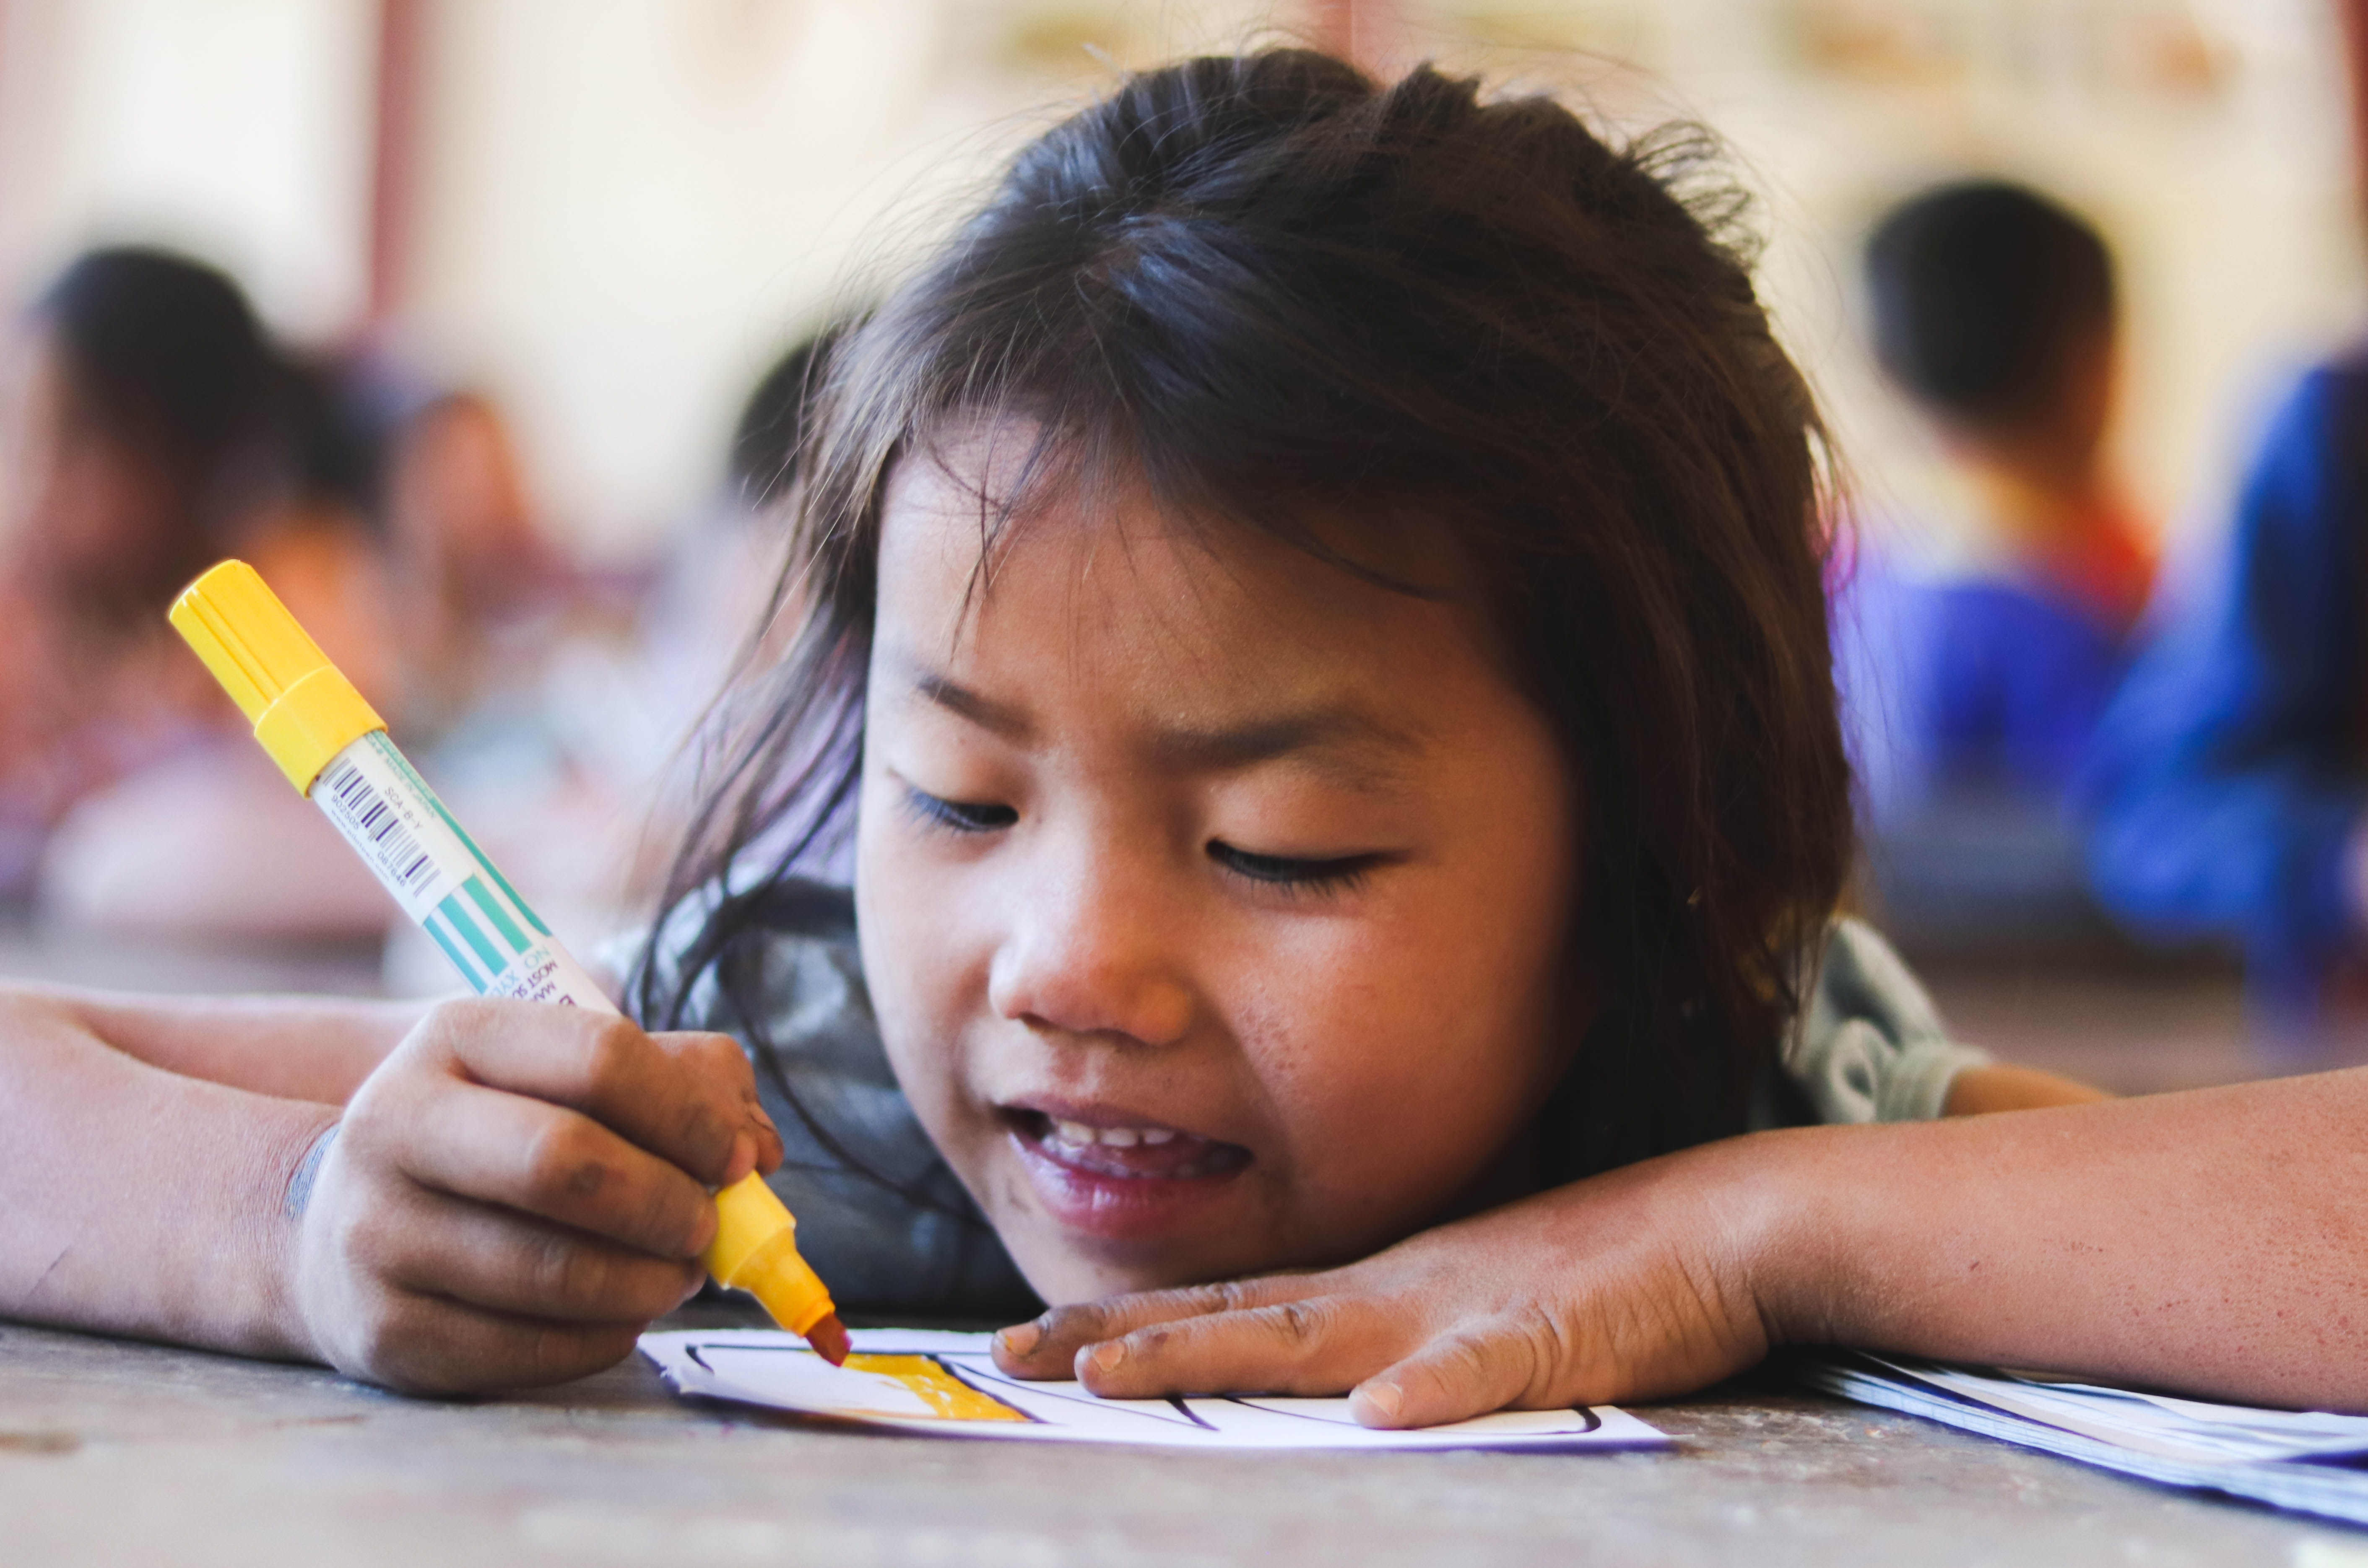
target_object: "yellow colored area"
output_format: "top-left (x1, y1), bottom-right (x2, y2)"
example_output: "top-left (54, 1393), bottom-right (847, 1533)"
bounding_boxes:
top-left (701, 1173), bottom-right (836, 1337)
top-left (169, 560), bottom-right (385, 794)
top-left (843, 1356), bottom-right (1029, 1422)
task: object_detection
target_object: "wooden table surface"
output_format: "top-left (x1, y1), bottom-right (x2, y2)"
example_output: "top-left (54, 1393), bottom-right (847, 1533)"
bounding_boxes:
top-left (6, 1311), bottom-right (2361, 1567)
top-left (7, 927), bottom-right (2366, 1563)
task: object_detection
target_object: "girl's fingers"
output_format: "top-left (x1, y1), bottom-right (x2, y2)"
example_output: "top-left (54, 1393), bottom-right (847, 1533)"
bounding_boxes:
top-left (995, 1273), bottom-right (1333, 1376)
top-left (424, 1001), bottom-right (766, 1189)
top-left (373, 1077), bottom-right (715, 1259)
top-left (375, 1187), bottom-right (707, 1323)
top-left (330, 1287), bottom-right (646, 1395)
top-left (1349, 1323), bottom-right (1549, 1429)
top-left (1061, 1291), bottom-right (1406, 1402)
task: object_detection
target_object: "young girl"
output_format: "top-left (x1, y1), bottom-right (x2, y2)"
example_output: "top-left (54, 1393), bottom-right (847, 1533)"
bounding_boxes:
top-left (6, 52), bottom-right (2366, 1420)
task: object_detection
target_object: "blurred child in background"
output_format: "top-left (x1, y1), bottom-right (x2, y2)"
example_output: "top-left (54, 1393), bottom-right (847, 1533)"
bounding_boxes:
top-left (2081, 354), bottom-right (2368, 1025)
top-left (0, 247), bottom-right (389, 935)
top-left (1837, 181), bottom-right (2152, 939)
top-left (377, 389), bottom-right (574, 741)
top-left (374, 326), bottom-right (848, 994)
top-left (5, 245), bottom-right (634, 948)
top-left (634, 324), bottom-right (844, 747)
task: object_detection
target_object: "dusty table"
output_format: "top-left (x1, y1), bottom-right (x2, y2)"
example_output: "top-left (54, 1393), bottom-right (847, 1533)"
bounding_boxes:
top-left (3, 1316), bottom-right (2359, 1567)
top-left (0, 932), bottom-right (2358, 1564)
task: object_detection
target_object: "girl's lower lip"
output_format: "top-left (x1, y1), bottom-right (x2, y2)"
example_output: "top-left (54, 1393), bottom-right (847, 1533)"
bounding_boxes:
top-left (1006, 1123), bottom-right (1250, 1242)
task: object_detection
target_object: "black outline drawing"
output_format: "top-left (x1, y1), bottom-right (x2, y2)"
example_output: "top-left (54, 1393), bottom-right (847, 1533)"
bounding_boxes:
top-left (685, 1339), bottom-right (1606, 1439)
top-left (1218, 1396), bottom-right (1603, 1435)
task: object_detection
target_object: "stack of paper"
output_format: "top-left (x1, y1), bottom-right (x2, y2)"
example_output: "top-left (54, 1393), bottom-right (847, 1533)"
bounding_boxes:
top-left (641, 1327), bottom-right (1670, 1452)
top-left (1807, 1353), bottom-right (2368, 1523)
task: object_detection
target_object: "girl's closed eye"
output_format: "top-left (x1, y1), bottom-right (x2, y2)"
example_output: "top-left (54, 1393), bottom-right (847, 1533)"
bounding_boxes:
top-left (904, 784), bottom-right (1016, 834)
top-left (1206, 840), bottom-right (1386, 896)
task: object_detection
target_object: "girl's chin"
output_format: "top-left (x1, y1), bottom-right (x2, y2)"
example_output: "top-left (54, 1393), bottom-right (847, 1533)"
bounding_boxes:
top-left (1003, 1121), bottom-right (1253, 1247)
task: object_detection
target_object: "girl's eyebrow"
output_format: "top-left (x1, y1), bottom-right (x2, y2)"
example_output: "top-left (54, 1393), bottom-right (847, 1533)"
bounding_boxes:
top-left (899, 662), bottom-right (1424, 785)
top-left (907, 668), bottom-right (1032, 741)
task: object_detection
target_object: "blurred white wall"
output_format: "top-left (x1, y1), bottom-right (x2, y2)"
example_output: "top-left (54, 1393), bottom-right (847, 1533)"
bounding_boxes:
top-left (0, 0), bottom-right (376, 340)
top-left (397, 0), bottom-right (1294, 558)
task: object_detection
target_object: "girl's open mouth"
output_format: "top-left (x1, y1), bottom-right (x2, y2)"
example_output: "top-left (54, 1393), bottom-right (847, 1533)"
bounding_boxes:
top-left (1001, 1107), bottom-right (1253, 1240)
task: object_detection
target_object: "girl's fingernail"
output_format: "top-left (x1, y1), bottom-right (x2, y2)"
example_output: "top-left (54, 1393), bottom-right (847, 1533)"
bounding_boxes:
top-left (728, 1129), bottom-right (755, 1177)
top-left (996, 1321), bottom-right (1041, 1358)
top-left (1357, 1381), bottom-right (1404, 1421)
top-left (1090, 1340), bottom-right (1128, 1373)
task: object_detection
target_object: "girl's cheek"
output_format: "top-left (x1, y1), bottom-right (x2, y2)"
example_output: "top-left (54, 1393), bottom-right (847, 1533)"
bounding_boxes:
top-left (856, 810), bottom-right (1002, 1145)
top-left (855, 807), bottom-right (951, 1077)
top-left (1240, 919), bottom-right (1547, 1232)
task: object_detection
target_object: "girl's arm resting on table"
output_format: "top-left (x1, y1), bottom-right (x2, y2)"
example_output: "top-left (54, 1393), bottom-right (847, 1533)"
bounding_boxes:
top-left (996, 1070), bottom-right (2368, 1425)
top-left (0, 988), bottom-right (338, 1360)
top-left (25, 986), bottom-right (431, 1104)
top-left (0, 989), bottom-right (785, 1392)
top-left (1768, 1068), bottom-right (2368, 1409)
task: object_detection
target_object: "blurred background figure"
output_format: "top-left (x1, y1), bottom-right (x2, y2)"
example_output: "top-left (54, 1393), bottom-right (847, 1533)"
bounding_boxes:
top-left (374, 321), bottom-right (845, 994)
top-left (2080, 355), bottom-right (2368, 1029)
top-left (3, 242), bottom-right (619, 949)
top-left (378, 387), bottom-right (572, 736)
top-left (0, 246), bottom-right (390, 935)
top-left (1838, 182), bottom-right (2153, 947)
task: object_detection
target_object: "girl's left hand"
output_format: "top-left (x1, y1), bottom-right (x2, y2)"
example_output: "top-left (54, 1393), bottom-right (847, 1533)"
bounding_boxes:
top-left (989, 1136), bottom-right (1801, 1428)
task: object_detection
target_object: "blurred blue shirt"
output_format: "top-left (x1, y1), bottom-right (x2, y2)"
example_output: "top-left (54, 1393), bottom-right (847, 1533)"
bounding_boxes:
top-left (2079, 361), bottom-right (2368, 1009)
top-left (1843, 567), bottom-right (2128, 808)
top-left (1836, 548), bottom-right (2132, 945)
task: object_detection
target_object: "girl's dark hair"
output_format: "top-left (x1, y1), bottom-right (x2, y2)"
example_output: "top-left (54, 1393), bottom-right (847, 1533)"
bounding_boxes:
top-left (730, 322), bottom-right (856, 510)
top-left (638, 50), bottom-right (1851, 1188)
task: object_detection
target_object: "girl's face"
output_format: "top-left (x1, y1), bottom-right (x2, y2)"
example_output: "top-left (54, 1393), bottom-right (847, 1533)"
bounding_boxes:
top-left (855, 435), bottom-right (1580, 1303)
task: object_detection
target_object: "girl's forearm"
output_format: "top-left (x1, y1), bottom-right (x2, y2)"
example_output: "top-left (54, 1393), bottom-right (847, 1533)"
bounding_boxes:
top-left (1754, 1067), bottom-right (2368, 1409)
top-left (34, 987), bottom-right (425, 1104)
top-left (0, 990), bottom-right (330, 1360)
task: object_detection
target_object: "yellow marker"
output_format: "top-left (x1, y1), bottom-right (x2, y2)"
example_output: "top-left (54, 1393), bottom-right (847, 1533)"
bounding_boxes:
top-left (170, 560), bottom-right (847, 1360)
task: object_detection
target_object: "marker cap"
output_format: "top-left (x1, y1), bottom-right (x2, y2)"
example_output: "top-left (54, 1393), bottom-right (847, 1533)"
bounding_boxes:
top-left (169, 559), bottom-right (386, 795)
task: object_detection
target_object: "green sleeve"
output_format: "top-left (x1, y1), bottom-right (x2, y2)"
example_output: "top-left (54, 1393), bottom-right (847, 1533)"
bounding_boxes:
top-left (1786, 918), bottom-right (1991, 1124)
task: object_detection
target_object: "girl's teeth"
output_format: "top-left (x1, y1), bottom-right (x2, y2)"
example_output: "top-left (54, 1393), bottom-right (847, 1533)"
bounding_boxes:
top-left (1042, 1119), bottom-right (1187, 1149)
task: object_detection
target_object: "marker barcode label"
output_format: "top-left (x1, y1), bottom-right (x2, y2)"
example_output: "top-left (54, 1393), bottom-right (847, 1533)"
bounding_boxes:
top-left (309, 735), bottom-right (468, 922)
top-left (319, 757), bottom-right (440, 901)
top-left (308, 732), bottom-right (619, 1012)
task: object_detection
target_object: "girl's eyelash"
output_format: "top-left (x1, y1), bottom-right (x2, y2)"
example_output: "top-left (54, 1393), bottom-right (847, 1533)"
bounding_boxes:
top-left (902, 791), bottom-right (1377, 895)
top-left (905, 787), bottom-right (1017, 834)
top-left (1206, 841), bottom-right (1379, 896)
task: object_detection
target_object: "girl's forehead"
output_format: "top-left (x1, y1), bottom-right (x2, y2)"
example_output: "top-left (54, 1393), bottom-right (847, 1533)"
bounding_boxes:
top-left (881, 434), bottom-right (1451, 639)
top-left (872, 436), bottom-right (1531, 754)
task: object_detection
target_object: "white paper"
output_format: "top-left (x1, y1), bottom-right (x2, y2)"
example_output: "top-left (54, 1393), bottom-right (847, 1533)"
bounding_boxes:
top-left (639, 1328), bottom-right (1670, 1451)
top-left (1876, 1358), bottom-right (2368, 1465)
top-left (1804, 1353), bottom-right (2368, 1526)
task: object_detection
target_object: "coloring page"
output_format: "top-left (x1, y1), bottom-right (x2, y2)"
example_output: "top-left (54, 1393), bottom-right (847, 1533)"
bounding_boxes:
top-left (641, 1328), bottom-right (1669, 1451)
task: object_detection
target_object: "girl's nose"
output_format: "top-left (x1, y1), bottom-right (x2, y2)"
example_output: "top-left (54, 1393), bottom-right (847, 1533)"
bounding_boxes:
top-left (986, 858), bottom-right (1196, 1049)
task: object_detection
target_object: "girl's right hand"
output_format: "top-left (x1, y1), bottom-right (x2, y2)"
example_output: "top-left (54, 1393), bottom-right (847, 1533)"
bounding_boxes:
top-left (285, 999), bottom-right (782, 1394)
